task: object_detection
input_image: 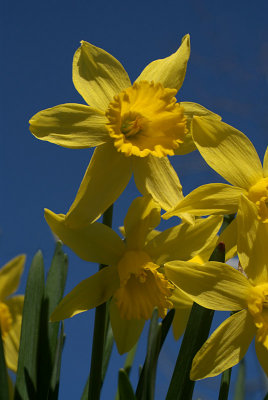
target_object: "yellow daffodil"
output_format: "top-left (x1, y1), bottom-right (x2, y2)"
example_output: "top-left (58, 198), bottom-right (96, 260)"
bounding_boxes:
top-left (164, 117), bottom-right (268, 222)
top-left (30, 36), bottom-right (220, 227)
top-left (0, 255), bottom-right (25, 372)
top-left (46, 196), bottom-right (222, 354)
top-left (165, 197), bottom-right (268, 379)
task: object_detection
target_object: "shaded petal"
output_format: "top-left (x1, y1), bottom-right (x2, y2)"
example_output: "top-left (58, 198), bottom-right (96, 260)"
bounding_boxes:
top-left (171, 287), bottom-right (193, 309)
top-left (136, 34), bottom-right (190, 92)
top-left (174, 102), bottom-right (221, 156)
top-left (193, 117), bottom-right (263, 189)
top-left (124, 196), bottom-right (161, 250)
top-left (145, 215), bottom-right (222, 264)
top-left (4, 296), bottom-right (24, 372)
top-left (217, 217), bottom-right (237, 261)
top-left (73, 41), bottom-right (131, 110)
top-left (110, 298), bottom-right (145, 354)
top-left (163, 183), bottom-right (244, 219)
top-left (29, 104), bottom-right (109, 148)
top-left (65, 143), bottom-right (132, 227)
top-left (0, 255), bottom-right (25, 300)
top-left (133, 155), bottom-right (183, 211)
top-left (255, 340), bottom-right (268, 376)
top-left (45, 209), bottom-right (125, 265)
top-left (263, 146), bottom-right (268, 177)
top-left (237, 195), bottom-right (268, 284)
top-left (172, 307), bottom-right (191, 340)
top-left (165, 261), bottom-right (251, 311)
top-left (50, 266), bottom-right (119, 321)
top-left (191, 310), bottom-right (256, 380)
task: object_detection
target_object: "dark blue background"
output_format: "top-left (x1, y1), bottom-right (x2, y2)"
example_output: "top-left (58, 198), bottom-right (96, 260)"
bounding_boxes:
top-left (2, 1), bottom-right (268, 398)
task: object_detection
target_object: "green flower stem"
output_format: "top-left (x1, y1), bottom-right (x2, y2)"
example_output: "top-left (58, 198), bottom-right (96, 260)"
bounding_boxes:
top-left (218, 368), bottom-right (232, 400)
top-left (234, 358), bottom-right (245, 400)
top-left (166, 243), bottom-right (225, 400)
top-left (88, 205), bottom-right (114, 400)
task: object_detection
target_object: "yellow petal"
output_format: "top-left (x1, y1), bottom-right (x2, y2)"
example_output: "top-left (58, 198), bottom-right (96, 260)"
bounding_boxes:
top-left (165, 261), bottom-right (251, 311)
top-left (145, 215), bottom-right (222, 264)
top-left (133, 155), bottom-right (183, 211)
top-left (73, 41), bottom-right (131, 110)
top-left (29, 104), bottom-right (109, 148)
top-left (44, 209), bottom-right (125, 265)
top-left (237, 195), bottom-right (268, 284)
top-left (174, 102), bottom-right (221, 156)
top-left (124, 196), bottom-right (161, 250)
top-left (172, 307), bottom-right (191, 340)
top-left (65, 143), bottom-right (132, 227)
top-left (190, 310), bottom-right (256, 380)
top-left (0, 255), bottom-right (25, 300)
top-left (136, 34), bottom-right (190, 92)
top-left (263, 146), bottom-right (268, 177)
top-left (109, 298), bottom-right (145, 354)
top-left (217, 217), bottom-right (237, 261)
top-left (193, 117), bottom-right (263, 189)
top-left (50, 266), bottom-right (119, 321)
top-left (4, 296), bottom-right (24, 372)
top-left (171, 287), bottom-right (193, 309)
top-left (163, 183), bottom-right (244, 219)
top-left (255, 340), bottom-right (268, 376)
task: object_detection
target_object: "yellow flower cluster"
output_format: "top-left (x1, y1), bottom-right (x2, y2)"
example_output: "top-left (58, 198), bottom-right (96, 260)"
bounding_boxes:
top-left (29, 35), bottom-right (267, 381)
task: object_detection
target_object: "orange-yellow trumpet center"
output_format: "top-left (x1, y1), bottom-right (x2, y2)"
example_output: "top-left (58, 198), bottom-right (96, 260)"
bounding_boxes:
top-left (247, 283), bottom-right (268, 349)
top-left (106, 81), bottom-right (187, 157)
top-left (248, 177), bottom-right (268, 223)
top-left (0, 302), bottom-right (12, 338)
top-left (114, 250), bottom-right (173, 320)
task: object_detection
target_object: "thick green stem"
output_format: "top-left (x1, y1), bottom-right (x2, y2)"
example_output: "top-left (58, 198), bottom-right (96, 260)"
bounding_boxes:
top-left (88, 205), bottom-right (114, 400)
top-left (218, 368), bottom-right (232, 400)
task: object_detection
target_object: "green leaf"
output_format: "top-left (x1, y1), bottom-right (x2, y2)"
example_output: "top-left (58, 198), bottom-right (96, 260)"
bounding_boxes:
top-left (0, 328), bottom-right (9, 400)
top-left (118, 369), bottom-right (136, 400)
top-left (14, 251), bottom-right (45, 400)
top-left (49, 322), bottom-right (66, 400)
top-left (166, 243), bottom-right (225, 400)
top-left (36, 243), bottom-right (68, 399)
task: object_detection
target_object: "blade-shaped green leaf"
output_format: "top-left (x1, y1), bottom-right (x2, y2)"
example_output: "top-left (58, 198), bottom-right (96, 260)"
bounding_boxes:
top-left (15, 251), bottom-right (45, 400)
top-left (49, 322), bottom-right (66, 400)
top-left (0, 328), bottom-right (9, 400)
top-left (234, 358), bottom-right (245, 400)
top-left (118, 369), bottom-right (136, 400)
top-left (218, 368), bottom-right (232, 400)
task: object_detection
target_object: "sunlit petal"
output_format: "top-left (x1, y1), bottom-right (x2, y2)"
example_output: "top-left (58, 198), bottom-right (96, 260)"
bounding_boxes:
top-left (237, 195), bottom-right (268, 284)
top-left (73, 41), bottom-right (131, 110)
top-left (50, 266), bottom-right (119, 321)
top-left (65, 143), bottom-right (132, 227)
top-left (193, 117), bottom-right (263, 189)
top-left (191, 310), bottom-right (256, 379)
top-left (217, 217), bottom-right (237, 261)
top-left (145, 215), bottom-right (222, 264)
top-left (165, 261), bottom-right (251, 311)
top-left (163, 183), bottom-right (244, 219)
top-left (0, 256), bottom-right (25, 300)
top-left (136, 34), bottom-right (190, 92)
top-left (124, 196), bottom-right (161, 250)
top-left (45, 209), bottom-right (125, 265)
top-left (264, 146), bottom-right (268, 177)
top-left (29, 104), bottom-right (109, 148)
top-left (110, 298), bottom-right (145, 354)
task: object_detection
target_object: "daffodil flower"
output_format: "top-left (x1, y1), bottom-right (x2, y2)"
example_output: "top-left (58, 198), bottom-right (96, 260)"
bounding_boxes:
top-left (30, 36), bottom-right (220, 227)
top-left (165, 197), bottom-right (268, 379)
top-left (164, 117), bottom-right (268, 223)
top-left (46, 196), bottom-right (222, 353)
top-left (0, 255), bottom-right (25, 372)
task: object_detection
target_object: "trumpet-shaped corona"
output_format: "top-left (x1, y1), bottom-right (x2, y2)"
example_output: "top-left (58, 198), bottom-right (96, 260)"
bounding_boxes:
top-left (247, 283), bottom-right (268, 349)
top-left (248, 177), bottom-right (268, 222)
top-left (0, 302), bottom-right (13, 338)
top-left (114, 250), bottom-right (173, 320)
top-left (106, 81), bottom-right (187, 157)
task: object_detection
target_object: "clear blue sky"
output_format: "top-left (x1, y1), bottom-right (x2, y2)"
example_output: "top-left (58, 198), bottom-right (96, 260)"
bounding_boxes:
top-left (2, 0), bottom-right (268, 398)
